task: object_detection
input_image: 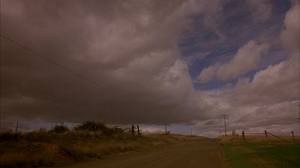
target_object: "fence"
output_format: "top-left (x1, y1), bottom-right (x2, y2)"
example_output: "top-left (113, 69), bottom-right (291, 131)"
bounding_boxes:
top-left (237, 130), bottom-right (298, 143)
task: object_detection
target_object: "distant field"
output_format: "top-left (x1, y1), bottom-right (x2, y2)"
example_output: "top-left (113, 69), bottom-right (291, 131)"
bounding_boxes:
top-left (221, 136), bottom-right (300, 168)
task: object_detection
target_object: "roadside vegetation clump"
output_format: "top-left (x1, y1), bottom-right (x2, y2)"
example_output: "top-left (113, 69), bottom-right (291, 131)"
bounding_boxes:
top-left (49, 125), bottom-right (69, 134)
top-left (74, 121), bottom-right (124, 136)
top-left (0, 121), bottom-right (181, 168)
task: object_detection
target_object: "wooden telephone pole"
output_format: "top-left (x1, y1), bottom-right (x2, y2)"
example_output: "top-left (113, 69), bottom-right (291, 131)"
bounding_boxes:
top-left (298, 104), bottom-right (300, 121)
top-left (0, 0), bottom-right (3, 132)
top-left (165, 124), bottom-right (168, 134)
top-left (0, 109), bottom-right (2, 131)
top-left (223, 114), bottom-right (228, 136)
top-left (15, 120), bottom-right (19, 133)
top-left (298, 104), bottom-right (300, 135)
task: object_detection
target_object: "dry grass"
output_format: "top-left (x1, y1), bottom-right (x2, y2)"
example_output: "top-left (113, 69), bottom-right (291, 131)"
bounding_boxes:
top-left (0, 131), bottom-right (188, 168)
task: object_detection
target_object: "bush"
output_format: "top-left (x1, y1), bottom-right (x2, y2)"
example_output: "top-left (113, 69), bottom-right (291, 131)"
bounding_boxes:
top-left (0, 132), bottom-right (21, 141)
top-left (74, 121), bottom-right (124, 135)
top-left (49, 125), bottom-right (69, 134)
top-left (74, 121), bottom-right (107, 132)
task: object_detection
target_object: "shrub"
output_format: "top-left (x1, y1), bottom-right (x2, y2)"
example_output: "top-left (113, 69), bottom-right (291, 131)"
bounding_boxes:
top-left (74, 121), bottom-right (107, 132)
top-left (74, 121), bottom-right (124, 135)
top-left (0, 132), bottom-right (21, 141)
top-left (49, 125), bottom-right (69, 134)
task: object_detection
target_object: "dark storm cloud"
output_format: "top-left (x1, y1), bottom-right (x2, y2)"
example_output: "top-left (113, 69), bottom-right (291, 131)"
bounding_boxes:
top-left (1, 0), bottom-right (299, 136)
top-left (0, 0), bottom-right (223, 124)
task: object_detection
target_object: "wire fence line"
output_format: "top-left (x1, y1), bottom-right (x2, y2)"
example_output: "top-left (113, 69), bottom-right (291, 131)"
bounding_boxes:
top-left (232, 130), bottom-right (299, 143)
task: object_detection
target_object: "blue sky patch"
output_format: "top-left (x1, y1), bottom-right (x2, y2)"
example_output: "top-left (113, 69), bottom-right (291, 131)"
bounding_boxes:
top-left (179, 0), bottom-right (292, 91)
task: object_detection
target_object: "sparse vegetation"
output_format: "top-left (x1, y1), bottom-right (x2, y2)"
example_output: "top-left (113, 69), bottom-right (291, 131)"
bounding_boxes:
top-left (74, 121), bottom-right (124, 135)
top-left (4, 124), bottom-right (298, 168)
top-left (49, 125), bottom-right (69, 134)
top-left (0, 122), bottom-right (183, 168)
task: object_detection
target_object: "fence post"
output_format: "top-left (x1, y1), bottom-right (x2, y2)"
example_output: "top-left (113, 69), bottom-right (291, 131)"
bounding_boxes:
top-left (242, 130), bottom-right (245, 141)
top-left (264, 130), bottom-right (268, 138)
top-left (137, 125), bottom-right (141, 136)
top-left (15, 120), bottom-right (19, 133)
top-left (131, 124), bottom-right (135, 136)
top-left (291, 131), bottom-right (295, 142)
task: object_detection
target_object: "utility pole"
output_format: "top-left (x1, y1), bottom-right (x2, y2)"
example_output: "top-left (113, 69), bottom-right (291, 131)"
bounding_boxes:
top-left (0, 112), bottom-right (1, 131)
top-left (298, 104), bottom-right (300, 121)
top-left (164, 124), bottom-right (169, 135)
top-left (223, 114), bottom-right (228, 136)
top-left (165, 124), bottom-right (167, 134)
top-left (131, 124), bottom-right (135, 136)
top-left (298, 104), bottom-right (300, 135)
top-left (0, 0), bottom-right (3, 132)
top-left (15, 120), bottom-right (19, 133)
top-left (0, 99), bottom-right (2, 131)
top-left (137, 125), bottom-right (141, 136)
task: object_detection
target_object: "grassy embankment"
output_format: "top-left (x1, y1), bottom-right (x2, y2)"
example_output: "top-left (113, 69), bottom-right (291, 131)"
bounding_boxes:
top-left (0, 122), bottom-right (190, 168)
top-left (220, 135), bottom-right (300, 168)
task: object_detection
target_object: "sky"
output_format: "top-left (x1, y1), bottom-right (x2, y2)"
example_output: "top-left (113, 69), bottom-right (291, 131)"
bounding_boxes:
top-left (0, 0), bottom-right (299, 136)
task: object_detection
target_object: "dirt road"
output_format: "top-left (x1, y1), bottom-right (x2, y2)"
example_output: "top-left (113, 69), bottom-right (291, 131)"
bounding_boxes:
top-left (62, 138), bottom-right (225, 168)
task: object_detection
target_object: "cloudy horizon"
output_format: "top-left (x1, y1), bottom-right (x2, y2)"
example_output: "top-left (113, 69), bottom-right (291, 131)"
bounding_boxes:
top-left (0, 0), bottom-right (299, 136)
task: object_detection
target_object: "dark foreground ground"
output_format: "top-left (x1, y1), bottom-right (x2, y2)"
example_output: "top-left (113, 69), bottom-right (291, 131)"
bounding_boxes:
top-left (59, 136), bottom-right (300, 168)
top-left (60, 138), bottom-right (225, 168)
top-left (1, 131), bottom-right (225, 168)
